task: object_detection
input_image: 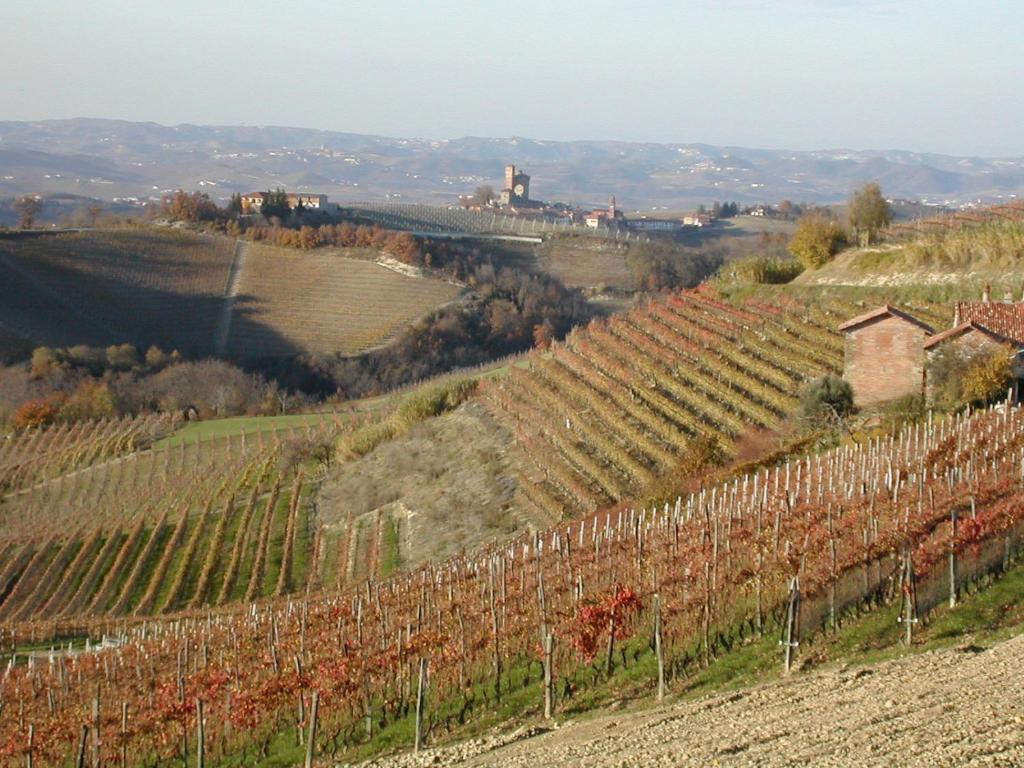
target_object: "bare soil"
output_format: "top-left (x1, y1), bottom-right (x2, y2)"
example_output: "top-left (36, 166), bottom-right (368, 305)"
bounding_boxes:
top-left (355, 633), bottom-right (1024, 767)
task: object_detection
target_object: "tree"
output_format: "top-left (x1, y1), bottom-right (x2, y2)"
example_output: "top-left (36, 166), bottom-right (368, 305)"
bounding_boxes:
top-left (226, 193), bottom-right (243, 219)
top-left (260, 188), bottom-right (291, 222)
top-left (14, 195), bottom-right (42, 229)
top-left (848, 182), bottom-right (891, 245)
top-left (161, 190), bottom-right (219, 222)
top-left (799, 374), bottom-right (854, 424)
top-left (105, 344), bottom-right (139, 371)
top-left (87, 202), bottom-right (103, 227)
top-left (471, 185), bottom-right (494, 207)
top-left (787, 215), bottom-right (847, 269)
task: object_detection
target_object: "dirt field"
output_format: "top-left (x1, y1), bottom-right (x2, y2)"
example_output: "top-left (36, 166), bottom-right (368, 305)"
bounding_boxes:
top-left (356, 633), bottom-right (1024, 767)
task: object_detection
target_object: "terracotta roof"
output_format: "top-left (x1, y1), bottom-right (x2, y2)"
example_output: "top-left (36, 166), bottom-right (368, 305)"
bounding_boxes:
top-left (837, 305), bottom-right (935, 334)
top-left (923, 321), bottom-right (1022, 350)
top-left (954, 302), bottom-right (1024, 344)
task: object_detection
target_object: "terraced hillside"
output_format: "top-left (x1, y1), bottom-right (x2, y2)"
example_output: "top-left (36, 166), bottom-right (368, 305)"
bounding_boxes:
top-left (0, 230), bottom-right (465, 361)
top-left (485, 285), bottom-right (945, 519)
top-left (0, 415), bottom-right (342, 623)
top-left (227, 244), bottom-right (464, 359)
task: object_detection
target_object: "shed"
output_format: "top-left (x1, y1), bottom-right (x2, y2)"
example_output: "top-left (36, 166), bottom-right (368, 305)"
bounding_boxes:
top-left (838, 306), bottom-right (934, 407)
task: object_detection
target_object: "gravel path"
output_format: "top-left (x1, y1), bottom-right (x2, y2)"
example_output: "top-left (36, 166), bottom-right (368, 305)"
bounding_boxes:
top-left (354, 633), bottom-right (1024, 767)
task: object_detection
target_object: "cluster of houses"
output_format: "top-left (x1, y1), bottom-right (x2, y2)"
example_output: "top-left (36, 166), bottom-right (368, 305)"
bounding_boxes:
top-left (238, 192), bottom-right (334, 214)
top-left (840, 286), bottom-right (1024, 407)
top-left (460, 164), bottom-right (716, 233)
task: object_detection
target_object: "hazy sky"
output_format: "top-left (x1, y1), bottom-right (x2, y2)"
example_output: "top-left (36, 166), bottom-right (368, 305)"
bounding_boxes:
top-left (3, 0), bottom-right (1022, 155)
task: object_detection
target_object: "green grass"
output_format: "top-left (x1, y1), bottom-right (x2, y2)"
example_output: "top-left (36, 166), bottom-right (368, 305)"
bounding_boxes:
top-left (379, 514), bottom-right (402, 578)
top-left (154, 414), bottom-right (333, 449)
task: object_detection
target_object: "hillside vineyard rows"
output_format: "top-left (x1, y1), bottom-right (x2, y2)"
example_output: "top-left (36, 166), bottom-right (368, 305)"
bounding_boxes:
top-left (1, 403), bottom-right (1022, 765)
top-left (0, 232), bottom-right (235, 356)
top-left (0, 231), bottom-right (463, 361)
top-left (0, 416), bottom-right (350, 626)
top-left (347, 202), bottom-right (621, 238)
top-left (486, 286), bottom-right (947, 519)
top-left (227, 245), bottom-right (463, 359)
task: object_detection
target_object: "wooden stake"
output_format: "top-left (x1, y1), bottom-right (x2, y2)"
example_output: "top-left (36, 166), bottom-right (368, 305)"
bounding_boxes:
top-left (543, 631), bottom-right (555, 719)
top-left (196, 699), bottom-right (204, 768)
top-left (76, 724), bottom-right (88, 768)
top-left (414, 657), bottom-right (428, 753)
top-left (91, 696), bottom-right (100, 768)
top-left (782, 577), bottom-right (800, 675)
top-left (304, 691), bottom-right (319, 768)
top-left (654, 593), bottom-right (665, 701)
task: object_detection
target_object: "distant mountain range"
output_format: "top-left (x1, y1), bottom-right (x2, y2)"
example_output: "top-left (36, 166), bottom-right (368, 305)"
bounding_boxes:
top-left (1, 118), bottom-right (1022, 210)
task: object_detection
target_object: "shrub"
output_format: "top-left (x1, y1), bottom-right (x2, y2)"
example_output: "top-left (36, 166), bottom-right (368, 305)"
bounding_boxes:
top-left (962, 346), bottom-right (1013, 407)
top-left (799, 374), bottom-right (854, 423)
top-left (725, 255), bottom-right (804, 284)
top-left (12, 393), bottom-right (66, 429)
top-left (788, 215), bottom-right (847, 270)
top-left (928, 344), bottom-right (1014, 411)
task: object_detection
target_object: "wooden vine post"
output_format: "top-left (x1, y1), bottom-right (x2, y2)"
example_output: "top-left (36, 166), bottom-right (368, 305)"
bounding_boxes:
top-left (901, 549), bottom-right (918, 645)
top-left (653, 592), bottom-right (665, 701)
top-left (120, 702), bottom-right (128, 767)
top-left (91, 696), bottom-right (100, 768)
top-left (949, 508), bottom-right (958, 608)
top-left (414, 657), bottom-right (428, 753)
top-left (196, 698), bottom-right (205, 768)
top-left (543, 630), bottom-right (555, 719)
top-left (75, 724), bottom-right (88, 768)
top-left (304, 691), bottom-right (319, 768)
top-left (782, 576), bottom-right (800, 675)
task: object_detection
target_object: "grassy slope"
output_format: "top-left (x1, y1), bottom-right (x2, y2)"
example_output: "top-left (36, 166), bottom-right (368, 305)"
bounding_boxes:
top-left (795, 220), bottom-right (1024, 299)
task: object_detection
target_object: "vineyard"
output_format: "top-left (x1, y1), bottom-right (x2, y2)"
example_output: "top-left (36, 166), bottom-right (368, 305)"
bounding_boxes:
top-left (227, 245), bottom-right (463, 359)
top-left (2, 401), bottom-right (1022, 765)
top-left (887, 201), bottom-right (1024, 240)
top-left (0, 231), bottom-right (465, 362)
top-left (345, 202), bottom-right (626, 239)
top-left (0, 231), bottom-right (235, 356)
top-left (484, 286), bottom-right (946, 519)
top-left (0, 414), bottom-right (346, 626)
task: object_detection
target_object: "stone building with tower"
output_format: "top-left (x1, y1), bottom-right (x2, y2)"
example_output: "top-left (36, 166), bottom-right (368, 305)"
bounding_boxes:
top-left (499, 165), bottom-right (532, 206)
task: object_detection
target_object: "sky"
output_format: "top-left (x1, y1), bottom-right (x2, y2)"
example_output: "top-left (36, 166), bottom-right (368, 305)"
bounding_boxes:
top-left (2, 0), bottom-right (1023, 156)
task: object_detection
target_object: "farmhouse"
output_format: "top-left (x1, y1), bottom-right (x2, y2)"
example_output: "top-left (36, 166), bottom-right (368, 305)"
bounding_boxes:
top-left (838, 306), bottom-right (934, 407)
top-left (240, 191), bottom-right (330, 213)
top-left (841, 289), bottom-right (1024, 407)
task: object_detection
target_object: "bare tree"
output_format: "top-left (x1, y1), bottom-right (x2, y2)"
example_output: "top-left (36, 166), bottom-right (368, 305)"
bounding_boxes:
top-left (15, 195), bottom-right (42, 229)
top-left (471, 185), bottom-right (494, 206)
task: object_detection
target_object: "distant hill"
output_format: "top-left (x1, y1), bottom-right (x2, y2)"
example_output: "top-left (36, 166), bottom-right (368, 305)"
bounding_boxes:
top-left (1, 118), bottom-right (1023, 209)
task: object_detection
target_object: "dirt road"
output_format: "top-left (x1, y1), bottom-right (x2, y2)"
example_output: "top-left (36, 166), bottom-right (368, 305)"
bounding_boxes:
top-left (355, 633), bottom-right (1024, 767)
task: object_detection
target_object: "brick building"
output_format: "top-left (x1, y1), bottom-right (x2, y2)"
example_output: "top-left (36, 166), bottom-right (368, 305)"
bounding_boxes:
top-left (838, 306), bottom-right (934, 407)
top-left (841, 293), bottom-right (1024, 408)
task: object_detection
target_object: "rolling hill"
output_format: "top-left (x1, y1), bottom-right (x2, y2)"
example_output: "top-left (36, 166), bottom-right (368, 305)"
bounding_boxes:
top-left (2, 118), bottom-right (1023, 208)
top-left (0, 229), bottom-right (464, 360)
